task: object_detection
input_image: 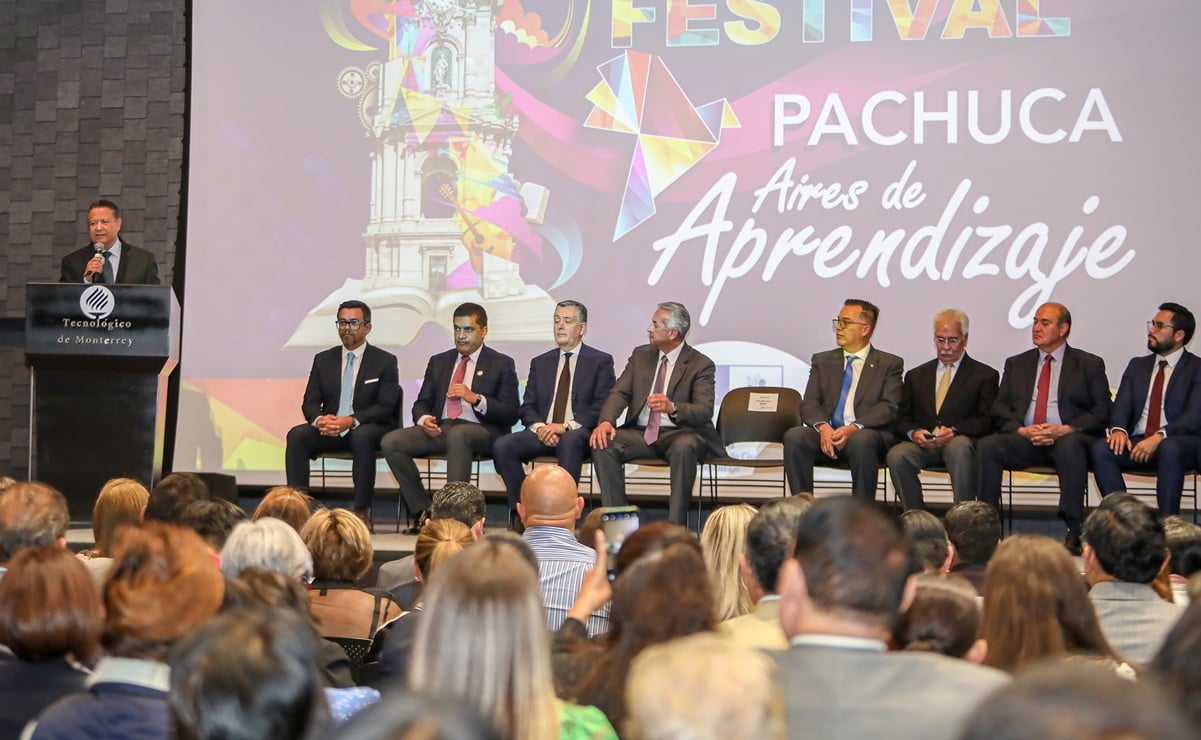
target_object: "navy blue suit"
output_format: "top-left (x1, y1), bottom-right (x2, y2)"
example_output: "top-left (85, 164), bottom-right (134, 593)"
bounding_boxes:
top-left (1091, 350), bottom-right (1201, 514)
top-left (381, 345), bottom-right (520, 514)
top-left (492, 344), bottom-right (616, 508)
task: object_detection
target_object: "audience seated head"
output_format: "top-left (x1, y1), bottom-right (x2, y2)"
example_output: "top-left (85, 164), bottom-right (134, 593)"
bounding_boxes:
top-left (576, 507), bottom-right (604, 548)
top-left (612, 521), bottom-right (696, 578)
top-left (518, 465), bottom-right (582, 529)
top-left (178, 498), bottom-right (247, 552)
top-left (300, 508), bottom-right (373, 583)
top-left (1152, 595), bottom-right (1201, 729)
top-left (778, 497), bottom-right (914, 637)
top-left (900, 509), bottom-right (951, 574)
top-left (891, 573), bottom-right (985, 662)
top-left (410, 538), bottom-right (558, 740)
top-left (1083, 493), bottom-right (1167, 585)
top-left (145, 472), bottom-right (210, 524)
top-left (169, 607), bottom-right (328, 740)
top-left (743, 496), bottom-right (812, 602)
top-left (700, 503), bottom-right (757, 620)
top-left (335, 693), bottom-right (498, 740)
top-left (91, 477), bottom-right (150, 558)
top-left (481, 530), bottom-right (539, 573)
top-left (0, 476), bottom-right (16, 492)
top-left (944, 501), bottom-right (1000, 566)
top-left (0, 545), bottom-right (102, 667)
top-left (979, 534), bottom-right (1121, 672)
top-left (1162, 515), bottom-right (1201, 579)
top-left (221, 517), bottom-right (314, 582)
top-left (430, 481), bottom-right (487, 536)
top-left (0, 481), bottom-right (69, 563)
top-left (414, 519), bottom-right (474, 585)
top-left (625, 632), bottom-right (785, 740)
top-left (252, 486), bottom-right (314, 532)
top-left (103, 521), bottom-right (225, 662)
top-left (962, 661), bottom-right (1194, 740)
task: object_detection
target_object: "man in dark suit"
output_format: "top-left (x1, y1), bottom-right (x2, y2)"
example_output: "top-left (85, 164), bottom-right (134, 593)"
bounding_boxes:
top-left (492, 300), bottom-right (616, 514)
top-left (381, 302), bottom-right (520, 528)
top-left (284, 300), bottom-right (401, 530)
top-left (1091, 302), bottom-right (1201, 515)
top-left (978, 302), bottom-right (1111, 553)
top-left (783, 299), bottom-right (904, 499)
top-left (772, 497), bottom-right (1009, 739)
top-left (887, 308), bottom-right (999, 509)
top-left (59, 199), bottom-right (159, 284)
top-left (590, 302), bottom-right (724, 525)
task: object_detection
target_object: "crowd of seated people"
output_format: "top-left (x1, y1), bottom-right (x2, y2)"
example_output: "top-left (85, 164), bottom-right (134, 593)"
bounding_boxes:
top-left (7, 463), bottom-right (1201, 739)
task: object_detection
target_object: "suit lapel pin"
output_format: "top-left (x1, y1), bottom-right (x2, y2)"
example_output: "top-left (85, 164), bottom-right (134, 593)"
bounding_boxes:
top-left (476, 370), bottom-right (484, 376)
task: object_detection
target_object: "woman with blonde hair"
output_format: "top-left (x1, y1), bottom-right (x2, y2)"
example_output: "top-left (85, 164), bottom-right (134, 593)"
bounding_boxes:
top-left (979, 534), bottom-right (1131, 674)
top-left (700, 503), bottom-right (757, 620)
top-left (410, 538), bottom-right (615, 740)
top-left (253, 486), bottom-right (315, 532)
top-left (77, 477), bottom-right (149, 586)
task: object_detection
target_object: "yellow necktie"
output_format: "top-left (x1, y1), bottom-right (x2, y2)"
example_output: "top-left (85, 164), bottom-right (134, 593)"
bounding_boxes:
top-left (934, 363), bottom-right (952, 414)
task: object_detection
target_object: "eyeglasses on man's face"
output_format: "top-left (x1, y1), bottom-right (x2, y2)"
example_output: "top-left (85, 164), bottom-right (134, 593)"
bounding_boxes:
top-left (934, 336), bottom-right (963, 346)
top-left (832, 318), bottom-right (867, 329)
top-left (1147, 320), bottom-right (1175, 332)
top-left (335, 319), bottom-right (366, 329)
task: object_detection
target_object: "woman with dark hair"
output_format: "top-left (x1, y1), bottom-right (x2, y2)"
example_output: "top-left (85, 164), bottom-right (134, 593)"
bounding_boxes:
top-left (979, 534), bottom-right (1132, 675)
top-left (891, 574), bottom-right (986, 662)
top-left (29, 522), bottom-right (225, 739)
top-left (0, 547), bottom-right (103, 736)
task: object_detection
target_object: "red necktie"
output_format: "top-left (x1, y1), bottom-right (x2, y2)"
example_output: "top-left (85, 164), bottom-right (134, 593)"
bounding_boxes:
top-left (1145, 359), bottom-right (1168, 436)
top-left (446, 355), bottom-right (469, 419)
top-left (1032, 354), bottom-right (1052, 425)
top-left (644, 355), bottom-right (669, 444)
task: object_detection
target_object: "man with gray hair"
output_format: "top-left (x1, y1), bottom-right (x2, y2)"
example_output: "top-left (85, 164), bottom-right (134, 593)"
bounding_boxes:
top-left (887, 308), bottom-right (999, 509)
top-left (0, 481), bottom-right (70, 578)
top-left (591, 302), bottom-right (725, 524)
top-left (720, 496), bottom-right (812, 649)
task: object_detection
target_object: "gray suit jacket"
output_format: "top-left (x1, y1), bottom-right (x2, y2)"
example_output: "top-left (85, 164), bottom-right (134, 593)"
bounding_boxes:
top-left (771, 642), bottom-right (1009, 740)
top-left (1089, 580), bottom-right (1184, 666)
top-left (802, 346), bottom-right (904, 429)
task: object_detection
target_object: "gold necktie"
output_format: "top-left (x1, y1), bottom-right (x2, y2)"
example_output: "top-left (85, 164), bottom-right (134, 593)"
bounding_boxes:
top-left (934, 363), bottom-right (952, 414)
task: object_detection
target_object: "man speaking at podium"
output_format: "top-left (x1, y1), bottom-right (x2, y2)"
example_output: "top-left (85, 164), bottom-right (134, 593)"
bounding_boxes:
top-left (59, 199), bottom-right (159, 284)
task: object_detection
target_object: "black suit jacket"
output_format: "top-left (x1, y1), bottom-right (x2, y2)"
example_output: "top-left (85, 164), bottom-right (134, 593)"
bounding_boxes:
top-left (896, 354), bottom-right (1000, 439)
top-left (301, 343), bottom-right (401, 428)
top-left (59, 241), bottom-right (160, 284)
top-left (413, 345), bottom-right (520, 438)
top-left (600, 343), bottom-right (724, 455)
top-left (519, 343), bottom-right (616, 430)
top-left (993, 345), bottom-right (1110, 434)
top-left (802, 346), bottom-right (904, 429)
top-left (1109, 349), bottom-right (1201, 437)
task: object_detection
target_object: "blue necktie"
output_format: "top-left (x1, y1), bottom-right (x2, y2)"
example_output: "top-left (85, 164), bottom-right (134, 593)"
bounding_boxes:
top-left (337, 351), bottom-right (355, 436)
top-left (101, 251), bottom-right (115, 284)
top-left (831, 355), bottom-right (858, 428)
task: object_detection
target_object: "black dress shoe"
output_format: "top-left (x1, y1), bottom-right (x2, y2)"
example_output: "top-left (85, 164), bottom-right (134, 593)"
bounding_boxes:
top-left (402, 509), bottom-right (428, 535)
top-left (354, 507), bottom-right (375, 535)
top-left (1064, 532), bottom-right (1083, 556)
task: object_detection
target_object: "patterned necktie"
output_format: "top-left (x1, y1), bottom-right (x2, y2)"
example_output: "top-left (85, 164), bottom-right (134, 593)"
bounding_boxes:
top-left (1032, 354), bottom-right (1053, 425)
top-left (101, 251), bottom-right (115, 284)
top-left (446, 355), bottom-right (470, 419)
top-left (934, 363), bottom-right (953, 414)
top-left (644, 355), bottom-right (669, 444)
top-left (337, 351), bottom-right (355, 436)
top-left (831, 356), bottom-right (858, 428)
top-left (1145, 359), bottom-right (1168, 436)
top-left (550, 352), bottom-right (573, 424)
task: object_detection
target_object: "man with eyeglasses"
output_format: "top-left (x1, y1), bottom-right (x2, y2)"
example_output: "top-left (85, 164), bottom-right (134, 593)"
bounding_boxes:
top-left (977, 302), bottom-right (1110, 555)
top-left (381, 302), bottom-right (520, 532)
top-left (285, 300), bottom-right (401, 531)
top-left (1090, 302), bottom-right (1201, 516)
top-left (783, 299), bottom-right (904, 499)
top-left (886, 309), bottom-right (999, 510)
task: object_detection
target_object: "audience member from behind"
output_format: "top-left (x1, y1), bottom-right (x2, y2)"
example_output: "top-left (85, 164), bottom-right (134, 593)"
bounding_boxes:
top-left (176, 498), bottom-right (247, 555)
top-left (220, 517), bottom-right (314, 583)
top-left (518, 465), bottom-right (610, 635)
top-left (169, 608), bottom-right (329, 740)
top-left (979, 534), bottom-right (1130, 675)
top-left (1083, 493), bottom-right (1182, 665)
top-left (29, 522), bottom-right (225, 740)
top-left (891, 574), bottom-right (985, 662)
top-left (0, 547), bottom-right (103, 737)
top-left (78, 478), bottom-right (149, 587)
top-left (1163, 515), bottom-right (1201, 606)
top-left (300, 508), bottom-right (402, 640)
top-left (962, 661), bottom-right (1194, 740)
top-left (0, 477), bottom-right (15, 492)
top-left (252, 486), bottom-right (315, 532)
top-left (1152, 596), bottom-right (1201, 730)
top-left (899, 509), bottom-right (951, 574)
top-left (0, 482), bottom-right (69, 576)
top-left (335, 693), bottom-right (498, 740)
top-left (410, 538), bottom-right (616, 740)
top-left (943, 500), bottom-right (1000, 594)
top-left (772, 497), bottom-right (1008, 740)
top-left (700, 503), bottom-right (757, 621)
top-left (720, 496), bottom-right (811, 649)
top-left (624, 632), bottom-right (785, 740)
top-left (144, 472), bottom-right (209, 524)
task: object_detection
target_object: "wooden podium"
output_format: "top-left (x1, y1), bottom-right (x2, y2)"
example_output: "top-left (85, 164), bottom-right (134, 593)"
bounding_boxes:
top-left (25, 283), bottom-right (179, 521)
